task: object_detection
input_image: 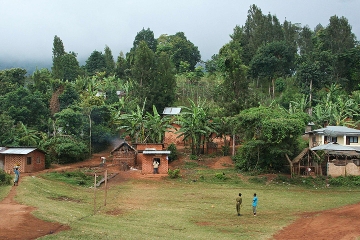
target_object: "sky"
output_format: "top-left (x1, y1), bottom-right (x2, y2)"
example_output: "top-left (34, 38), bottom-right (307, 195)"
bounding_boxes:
top-left (0, 0), bottom-right (359, 65)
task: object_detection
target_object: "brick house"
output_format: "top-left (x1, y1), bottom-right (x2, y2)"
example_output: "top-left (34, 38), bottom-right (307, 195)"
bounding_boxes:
top-left (0, 147), bottom-right (46, 173)
top-left (135, 143), bottom-right (170, 174)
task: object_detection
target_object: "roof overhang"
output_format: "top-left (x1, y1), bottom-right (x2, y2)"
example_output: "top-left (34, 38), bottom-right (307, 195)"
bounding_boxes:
top-left (143, 150), bottom-right (171, 155)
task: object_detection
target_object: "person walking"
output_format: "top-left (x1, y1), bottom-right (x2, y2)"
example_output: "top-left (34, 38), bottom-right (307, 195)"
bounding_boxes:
top-left (252, 193), bottom-right (258, 216)
top-left (236, 193), bottom-right (242, 216)
top-left (153, 160), bottom-right (159, 174)
top-left (13, 166), bottom-right (20, 186)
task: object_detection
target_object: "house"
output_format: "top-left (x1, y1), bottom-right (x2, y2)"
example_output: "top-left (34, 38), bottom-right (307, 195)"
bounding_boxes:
top-left (110, 141), bottom-right (137, 170)
top-left (0, 147), bottom-right (46, 173)
top-left (308, 126), bottom-right (360, 148)
top-left (307, 126), bottom-right (360, 177)
top-left (135, 143), bottom-right (170, 174)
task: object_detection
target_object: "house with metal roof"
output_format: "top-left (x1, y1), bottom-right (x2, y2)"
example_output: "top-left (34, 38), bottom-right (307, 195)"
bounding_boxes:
top-left (308, 126), bottom-right (360, 148)
top-left (0, 147), bottom-right (46, 173)
top-left (306, 126), bottom-right (360, 177)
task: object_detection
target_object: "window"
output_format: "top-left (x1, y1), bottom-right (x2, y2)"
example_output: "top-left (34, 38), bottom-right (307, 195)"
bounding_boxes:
top-left (349, 136), bottom-right (358, 143)
top-left (27, 157), bottom-right (32, 165)
top-left (36, 157), bottom-right (40, 164)
top-left (330, 137), bottom-right (337, 143)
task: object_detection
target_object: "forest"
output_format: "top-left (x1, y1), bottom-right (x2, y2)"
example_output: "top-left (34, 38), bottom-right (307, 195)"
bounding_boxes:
top-left (0, 4), bottom-right (359, 172)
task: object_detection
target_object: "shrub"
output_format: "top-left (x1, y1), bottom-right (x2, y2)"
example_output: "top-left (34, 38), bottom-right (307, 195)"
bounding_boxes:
top-left (190, 155), bottom-right (198, 160)
top-left (168, 169), bottom-right (180, 179)
top-left (167, 143), bottom-right (178, 162)
top-left (214, 172), bottom-right (228, 180)
top-left (0, 170), bottom-right (12, 185)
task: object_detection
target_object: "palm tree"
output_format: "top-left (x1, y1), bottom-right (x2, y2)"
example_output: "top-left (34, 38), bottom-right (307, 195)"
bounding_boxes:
top-left (145, 105), bottom-right (173, 143)
top-left (176, 98), bottom-right (216, 155)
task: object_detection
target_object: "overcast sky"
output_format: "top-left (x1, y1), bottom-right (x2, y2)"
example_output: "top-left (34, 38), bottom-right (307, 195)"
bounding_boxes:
top-left (0, 0), bottom-right (359, 64)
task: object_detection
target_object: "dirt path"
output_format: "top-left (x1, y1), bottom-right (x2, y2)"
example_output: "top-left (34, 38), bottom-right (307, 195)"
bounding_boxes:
top-left (0, 186), bottom-right (69, 240)
top-left (2, 151), bottom-right (360, 240)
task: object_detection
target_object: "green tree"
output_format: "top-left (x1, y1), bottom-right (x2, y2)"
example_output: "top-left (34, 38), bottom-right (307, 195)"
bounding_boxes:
top-left (147, 51), bottom-right (176, 112)
top-left (249, 41), bottom-right (296, 99)
top-left (14, 122), bottom-right (40, 146)
top-left (115, 51), bottom-right (128, 79)
top-left (0, 68), bottom-right (27, 95)
top-left (234, 106), bottom-right (308, 171)
top-left (85, 50), bottom-right (106, 76)
top-left (0, 88), bottom-right (49, 129)
top-left (0, 113), bottom-right (15, 145)
top-left (240, 4), bottom-right (284, 65)
top-left (175, 99), bottom-right (215, 155)
top-left (157, 32), bottom-right (201, 73)
top-left (216, 41), bottom-right (251, 115)
top-left (145, 105), bottom-right (172, 143)
top-left (52, 35), bottom-right (66, 79)
top-left (104, 45), bottom-right (115, 76)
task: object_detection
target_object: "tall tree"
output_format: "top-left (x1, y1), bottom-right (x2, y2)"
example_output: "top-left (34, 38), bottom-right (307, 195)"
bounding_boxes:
top-left (249, 41), bottom-right (296, 98)
top-left (216, 41), bottom-right (251, 115)
top-left (104, 45), bottom-right (115, 76)
top-left (240, 4), bottom-right (284, 65)
top-left (147, 52), bottom-right (176, 112)
top-left (115, 51), bottom-right (128, 79)
top-left (85, 50), bottom-right (106, 76)
top-left (131, 41), bottom-right (156, 109)
top-left (51, 35), bottom-right (66, 79)
top-left (157, 32), bottom-right (201, 73)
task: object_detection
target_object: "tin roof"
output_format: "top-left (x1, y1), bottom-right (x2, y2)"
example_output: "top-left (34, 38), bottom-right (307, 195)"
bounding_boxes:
top-left (311, 142), bottom-right (359, 151)
top-left (162, 107), bottom-right (181, 115)
top-left (143, 150), bottom-right (171, 155)
top-left (0, 148), bottom-right (37, 155)
top-left (311, 126), bottom-right (360, 136)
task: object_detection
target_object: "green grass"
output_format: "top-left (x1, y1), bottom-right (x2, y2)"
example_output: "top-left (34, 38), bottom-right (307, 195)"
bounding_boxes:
top-left (10, 169), bottom-right (360, 240)
top-left (0, 185), bottom-right (12, 201)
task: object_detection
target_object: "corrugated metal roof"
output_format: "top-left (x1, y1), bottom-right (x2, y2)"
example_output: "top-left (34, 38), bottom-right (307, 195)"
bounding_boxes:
top-left (311, 142), bottom-right (358, 151)
top-left (143, 150), bottom-right (171, 155)
top-left (1, 148), bottom-right (37, 155)
top-left (162, 107), bottom-right (181, 115)
top-left (312, 126), bottom-right (360, 136)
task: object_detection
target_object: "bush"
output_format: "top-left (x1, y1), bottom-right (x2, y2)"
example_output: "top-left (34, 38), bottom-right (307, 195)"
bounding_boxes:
top-left (0, 170), bottom-right (12, 185)
top-left (214, 172), bottom-right (228, 180)
top-left (167, 143), bottom-right (178, 162)
top-left (168, 169), bottom-right (180, 179)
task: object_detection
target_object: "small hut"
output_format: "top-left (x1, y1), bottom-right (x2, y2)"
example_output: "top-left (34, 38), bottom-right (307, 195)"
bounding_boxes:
top-left (110, 141), bottom-right (137, 170)
top-left (0, 147), bottom-right (46, 173)
top-left (135, 143), bottom-right (170, 174)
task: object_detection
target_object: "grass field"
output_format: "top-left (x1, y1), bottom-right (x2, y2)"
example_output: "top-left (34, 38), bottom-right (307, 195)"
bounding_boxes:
top-left (2, 168), bottom-right (360, 240)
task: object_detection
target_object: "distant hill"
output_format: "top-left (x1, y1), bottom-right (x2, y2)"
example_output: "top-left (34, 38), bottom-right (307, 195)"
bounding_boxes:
top-left (0, 59), bottom-right (52, 75)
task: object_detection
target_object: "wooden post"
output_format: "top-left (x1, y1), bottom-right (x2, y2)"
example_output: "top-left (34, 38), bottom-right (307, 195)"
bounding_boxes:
top-left (285, 154), bottom-right (293, 178)
top-left (94, 173), bottom-right (97, 215)
top-left (104, 170), bottom-right (108, 206)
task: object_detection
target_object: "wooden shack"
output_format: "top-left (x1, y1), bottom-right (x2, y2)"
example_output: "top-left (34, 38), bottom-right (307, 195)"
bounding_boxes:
top-left (110, 141), bottom-right (137, 170)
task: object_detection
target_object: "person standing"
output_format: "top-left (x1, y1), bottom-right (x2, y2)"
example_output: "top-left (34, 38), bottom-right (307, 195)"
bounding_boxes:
top-left (13, 166), bottom-right (20, 186)
top-left (252, 193), bottom-right (258, 216)
top-left (153, 160), bottom-right (159, 174)
top-left (236, 193), bottom-right (242, 216)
